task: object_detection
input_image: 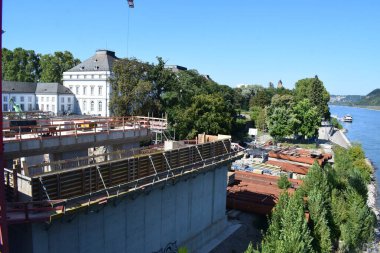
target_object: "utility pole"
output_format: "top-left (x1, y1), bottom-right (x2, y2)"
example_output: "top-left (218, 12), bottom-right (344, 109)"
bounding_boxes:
top-left (0, 0), bottom-right (10, 251)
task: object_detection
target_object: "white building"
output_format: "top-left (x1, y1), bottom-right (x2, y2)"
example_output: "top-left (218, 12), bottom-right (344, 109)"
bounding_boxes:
top-left (62, 50), bottom-right (118, 117)
top-left (2, 81), bottom-right (74, 115)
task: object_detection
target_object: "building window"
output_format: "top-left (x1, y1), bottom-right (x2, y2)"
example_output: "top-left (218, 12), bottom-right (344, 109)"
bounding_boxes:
top-left (3, 96), bottom-right (7, 102)
top-left (69, 86), bottom-right (73, 90)
top-left (11, 96), bottom-right (16, 102)
top-left (90, 86), bottom-right (94, 96)
top-left (98, 86), bottom-right (102, 95)
top-left (90, 101), bottom-right (94, 111)
top-left (46, 97), bottom-right (49, 102)
top-left (83, 86), bottom-right (87, 95)
top-left (20, 96), bottom-right (24, 102)
top-left (41, 97), bottom-right (44, 102)
top-left (41, 104), bottom-right (44, 111)
top-left (20, 104), bottom-right (24, 111)
top-left (52, 105), bottom-right (55, 112)
top-left (98, 101), bottom-right (102, 112)
top-left (47, 104), bottom-right (49, 111)
top-left (76, 86), bottom-right (79, 95)
top-left (28, 96), bottom-right (32, 103)
top-left (61, 105), bottom-right (64, 112)
top-left (68, 105), bottom-right (71, 111)
top-left (28, 104), bottom-right (32, 111)
top-left (83, 101), bottom-right (87, 111)
top-left (3, 104), bottom-right (8, 111)
top-left (68, 97), bottom-right (71, 103)
top-left (61, 97), bottom-right (64, 103)
top-left (52, 97), bottom-right (55, 102)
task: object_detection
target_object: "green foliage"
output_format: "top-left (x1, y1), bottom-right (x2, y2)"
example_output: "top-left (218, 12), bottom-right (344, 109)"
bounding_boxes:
top-left (39, 51), bottom-right (80, 83)
top-left (277, 174), bottom-right (291, 189)
top-left (110, 58), bottom-right (239, 139)
top-left (294, 76), bottom-right (330, 119)
top-left (256, 145), bottom-right (376, 253)
top-left (348, 144), bottom-right (366, 161)
top-left (2, 48), bottom-right (80, 83)
top-left (250, 106), bottom-right (267, 130)
top-left (2, 47), bottom-right (40, 82)
top-left (292, 99), bottom-right (321, 139)
top-left (178, 247), bottom-right (188, 253)
top-left (331, 117), bottom-right (343, 129)
top-left (261, 193), bottom-right (314, 253)
top-left (356, 88), bottom-right (380, 106)
top-left (267, 107), bottom-right (293, 140)
top-left (249, 89), bottom-right (271, 108)
top-left (176, 94), bottom-right (232, 139)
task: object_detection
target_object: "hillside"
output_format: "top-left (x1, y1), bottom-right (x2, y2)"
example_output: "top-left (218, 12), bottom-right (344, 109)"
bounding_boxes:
top-left (329, 95), bottom-right (364, 105)
top-left (356, 89), bottom-right (380, 106)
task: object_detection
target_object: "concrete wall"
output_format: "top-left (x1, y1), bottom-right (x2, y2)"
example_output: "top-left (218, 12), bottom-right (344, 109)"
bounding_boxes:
top-left (9, 165), bottom-right (228, 253)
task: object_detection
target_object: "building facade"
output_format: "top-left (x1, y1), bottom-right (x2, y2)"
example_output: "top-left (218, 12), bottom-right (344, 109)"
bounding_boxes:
top-left (2, 81), bottom-right (74, 115)
top-left (62, 50), bottom-right (118, 117)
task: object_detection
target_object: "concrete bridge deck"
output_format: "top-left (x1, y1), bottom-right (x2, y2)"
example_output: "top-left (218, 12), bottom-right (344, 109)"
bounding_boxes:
top-left (3, 116), bottom-right (167, 159)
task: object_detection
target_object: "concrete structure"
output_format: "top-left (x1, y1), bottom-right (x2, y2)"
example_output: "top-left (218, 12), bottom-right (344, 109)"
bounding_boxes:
top-left (62, 50), bottom-right (118, 117)
top-left (9, 165), bottom-right (228, 253)
top-left (2, 81), bottom-right (75, 115)
top-left (4, 138), bottom-right (240, 253)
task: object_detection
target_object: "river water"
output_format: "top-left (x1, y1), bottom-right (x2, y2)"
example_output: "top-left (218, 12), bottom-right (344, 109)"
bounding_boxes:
top-left (329, 105), bottom-right (380, 208)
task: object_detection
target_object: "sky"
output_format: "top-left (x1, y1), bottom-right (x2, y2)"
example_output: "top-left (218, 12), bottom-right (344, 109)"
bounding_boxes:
top-left (3, 0), bottom-right (380, 95)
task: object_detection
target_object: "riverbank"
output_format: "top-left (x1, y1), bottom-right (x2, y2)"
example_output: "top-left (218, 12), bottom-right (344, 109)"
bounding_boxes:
top-left (365, 158), bottom-right (380, 251)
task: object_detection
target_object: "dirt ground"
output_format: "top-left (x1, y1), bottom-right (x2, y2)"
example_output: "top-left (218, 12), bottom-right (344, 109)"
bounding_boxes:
top-left (210, 211), bottom-right (268, 253)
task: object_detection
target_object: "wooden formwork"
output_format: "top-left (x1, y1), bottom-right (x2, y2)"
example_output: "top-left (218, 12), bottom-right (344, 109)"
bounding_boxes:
top-left (31, 140), bottom-right (231, 201)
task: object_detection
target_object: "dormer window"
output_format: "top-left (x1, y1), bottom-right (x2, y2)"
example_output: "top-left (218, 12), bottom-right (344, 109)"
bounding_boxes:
top-left (94, 66), bottom-right (99, 70)
top-left (80, 66), bottom-right (85, 70)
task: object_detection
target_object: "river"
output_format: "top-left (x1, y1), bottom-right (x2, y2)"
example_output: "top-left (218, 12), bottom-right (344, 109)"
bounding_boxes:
top-left (330, 105), bottom-right (380, 208)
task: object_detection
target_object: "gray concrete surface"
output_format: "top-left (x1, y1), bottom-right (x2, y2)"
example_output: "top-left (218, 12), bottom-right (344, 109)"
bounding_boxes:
top-left (9, 165), bottom-right (229, 253)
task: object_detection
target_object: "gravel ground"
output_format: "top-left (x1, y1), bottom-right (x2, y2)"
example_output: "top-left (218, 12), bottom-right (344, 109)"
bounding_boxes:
top-left (210, 211), bottom-right (268, 253)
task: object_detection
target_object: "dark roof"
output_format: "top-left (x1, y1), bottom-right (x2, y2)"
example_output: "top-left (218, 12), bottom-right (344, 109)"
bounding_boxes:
top-left (2, 81), bottom-right (37, 93)
top-left (2, 81), bottom-right (73, 95)
top-left (66, 50), bottom-right (118, 72)
top-left (36, 83), bottom-right (74, 95)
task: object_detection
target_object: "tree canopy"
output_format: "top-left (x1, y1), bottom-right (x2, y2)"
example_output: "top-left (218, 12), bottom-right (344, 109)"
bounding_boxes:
top-left (2, 47), bottom-right (80, 83)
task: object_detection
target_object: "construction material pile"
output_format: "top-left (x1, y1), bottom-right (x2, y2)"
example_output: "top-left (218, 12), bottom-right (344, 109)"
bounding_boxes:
top-left (268, 147), bottom-right (332, 166)
top-left (227, 171), bottom-right (302, 215)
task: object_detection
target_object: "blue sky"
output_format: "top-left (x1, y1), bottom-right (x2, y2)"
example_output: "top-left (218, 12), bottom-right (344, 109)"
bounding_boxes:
top-left (3, 0), bottom-right (380, 95)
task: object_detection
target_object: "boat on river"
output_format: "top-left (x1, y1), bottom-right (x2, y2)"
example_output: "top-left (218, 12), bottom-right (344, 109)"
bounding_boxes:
top-left (343, 114), bottom-right (353, 122)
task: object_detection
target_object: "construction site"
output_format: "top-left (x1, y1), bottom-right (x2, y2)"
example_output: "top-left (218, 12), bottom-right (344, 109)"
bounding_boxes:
top-left (0, 108), bottom-right (338, 253)
top-left (0, 110), bottom-right (250, 252)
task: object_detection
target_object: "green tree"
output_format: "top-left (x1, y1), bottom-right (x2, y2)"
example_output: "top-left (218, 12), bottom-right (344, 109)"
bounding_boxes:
top-left (175, 94), bottom-right (232, 139)
top-left (2, 47), bottom-right (40, 82)
top-left (110, 58), bottom-right (155, 116)
top-left (39, 51), bottom-right (80, 83)
top-left (292, 99), bottom-right (321, 139)
top-left (294, 76), bottom-right (330, 119)
top-left (267, 107), bottom-right (294, 140)
top-left (277, 174), bottom-right (291, 189)
top-left (250, 89), bottom-right (271, 108)
top-left (261, 192), bottom-right (314, 253)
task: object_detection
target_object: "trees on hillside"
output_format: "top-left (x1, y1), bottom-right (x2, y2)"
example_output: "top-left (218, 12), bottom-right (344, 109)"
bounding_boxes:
top-left (2, 48), bottom-right (80, 83)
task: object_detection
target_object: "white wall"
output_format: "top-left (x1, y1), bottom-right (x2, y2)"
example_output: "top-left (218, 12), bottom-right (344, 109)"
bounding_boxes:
top-left (63, 71), bottom-right (112, 117)
top-left (2, 93), bottom-right (36, 112)
top-left (36, 94), bottom-right (58, 114)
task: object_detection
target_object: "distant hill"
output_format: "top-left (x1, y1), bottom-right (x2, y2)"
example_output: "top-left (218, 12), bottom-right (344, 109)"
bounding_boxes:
top-left (329, 95), bottom-right (364, 105)
top-left (356, 89), bottom-right (380, 106)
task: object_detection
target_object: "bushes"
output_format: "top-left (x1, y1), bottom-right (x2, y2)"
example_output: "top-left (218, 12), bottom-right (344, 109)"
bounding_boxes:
top-left (277, 174), bottom-right (291, 189)
top-left (254, 145), bottom-right (376, 252)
